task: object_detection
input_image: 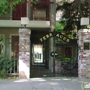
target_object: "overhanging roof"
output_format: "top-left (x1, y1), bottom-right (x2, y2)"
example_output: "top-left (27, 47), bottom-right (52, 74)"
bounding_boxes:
top-left (0, 20), bottom-right (50, 28)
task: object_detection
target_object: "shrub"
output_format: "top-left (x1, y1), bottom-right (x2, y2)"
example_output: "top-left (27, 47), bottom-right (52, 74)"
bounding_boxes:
top-left (0, 57), bottom-right (17, 77)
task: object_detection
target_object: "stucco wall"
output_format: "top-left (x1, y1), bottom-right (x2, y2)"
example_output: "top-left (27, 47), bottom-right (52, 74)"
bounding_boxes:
top-left (0, 28), bottom-right (18, 34)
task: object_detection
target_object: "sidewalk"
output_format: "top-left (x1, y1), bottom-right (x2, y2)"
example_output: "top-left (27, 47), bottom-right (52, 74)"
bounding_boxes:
top-left (0, 77), bottom-right (90, 90)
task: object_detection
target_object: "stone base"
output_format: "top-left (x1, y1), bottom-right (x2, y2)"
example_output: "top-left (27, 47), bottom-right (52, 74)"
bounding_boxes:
top-left (19, 71), bottom-right (27, 78)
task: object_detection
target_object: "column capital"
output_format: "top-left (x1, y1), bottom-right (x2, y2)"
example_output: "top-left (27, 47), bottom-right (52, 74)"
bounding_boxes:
top-left (19, 28), bottom-right (31, 34)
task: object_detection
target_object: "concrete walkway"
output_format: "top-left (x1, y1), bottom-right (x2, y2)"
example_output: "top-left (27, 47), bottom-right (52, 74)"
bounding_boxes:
top-left (0, 77), bottom-right (90, 90)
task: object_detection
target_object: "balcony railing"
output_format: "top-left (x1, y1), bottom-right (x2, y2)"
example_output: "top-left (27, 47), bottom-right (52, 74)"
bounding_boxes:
top-left (32, 18), bottom-right (50, 21)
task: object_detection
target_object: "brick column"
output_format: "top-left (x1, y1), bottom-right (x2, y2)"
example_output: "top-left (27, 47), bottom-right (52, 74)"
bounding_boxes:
top-left (19, 28), bottom-right (31, 79)
top-left (78, 29), bottom-right (90, 78)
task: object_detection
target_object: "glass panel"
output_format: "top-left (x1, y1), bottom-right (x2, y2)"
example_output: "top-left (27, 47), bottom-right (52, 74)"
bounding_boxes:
top-left (33, 8), bottom-right (46, 20)
top-left (33, 44), bottom-right (43, 63)
top-left (0, 35), bottom-right (5, 57)
top-left (32, 2), bottom-right (49, 20)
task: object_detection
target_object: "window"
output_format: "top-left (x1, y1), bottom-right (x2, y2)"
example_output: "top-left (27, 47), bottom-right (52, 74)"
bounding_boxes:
top-left (32, 3), bottom-right (49, 20)
top-left (33, 8), bottom-right (46, 20)
top-left (0, 35), bottom-right (5, 57)
top-left (84, 42), bottom-right (90, 50)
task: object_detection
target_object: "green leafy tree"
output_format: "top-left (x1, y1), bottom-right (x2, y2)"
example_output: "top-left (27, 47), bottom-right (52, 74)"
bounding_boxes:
top-left (0, 0), bottom-right (39, 16)
top-left (55, 21), bottom-right (65, 31)
top-left (0, 0), bottom-right (24, 16)
top-left (56, 0), bottom-right (90, 39)
top-left (56, 0), bottom-right (90, 31)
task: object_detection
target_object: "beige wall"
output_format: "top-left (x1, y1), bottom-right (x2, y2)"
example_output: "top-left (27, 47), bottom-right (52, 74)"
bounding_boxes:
top-left (0, 29), bottom-right (18, 34)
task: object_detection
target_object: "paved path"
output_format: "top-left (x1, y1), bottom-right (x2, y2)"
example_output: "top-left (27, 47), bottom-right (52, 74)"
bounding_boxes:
top-left (0, 77), bottom-right (90, 90)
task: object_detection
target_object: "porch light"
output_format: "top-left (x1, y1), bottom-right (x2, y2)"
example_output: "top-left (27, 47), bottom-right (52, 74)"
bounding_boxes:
top-left (80, 17), bottom-right (89, 25)
top-left (21, 17), bottom-right (29, 27)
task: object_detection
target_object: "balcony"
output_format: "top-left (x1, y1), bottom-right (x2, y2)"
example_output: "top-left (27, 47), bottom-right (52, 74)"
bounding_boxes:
top-left (0, 20), bottom-right (50, 28)
top-left (0, 0), bottom-right (52, 28)
top-left (0, 0), bottom-right (51, 21)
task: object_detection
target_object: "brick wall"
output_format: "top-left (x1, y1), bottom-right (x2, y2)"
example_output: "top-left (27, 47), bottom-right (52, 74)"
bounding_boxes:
top-left (78, 29), bottom-right (90, 78)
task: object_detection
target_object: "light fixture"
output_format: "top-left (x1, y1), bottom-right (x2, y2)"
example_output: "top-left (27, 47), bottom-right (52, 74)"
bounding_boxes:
top-left (80, 17), bottom-right (89, 25)
top-left (21, 17), bottom-right (29, 27)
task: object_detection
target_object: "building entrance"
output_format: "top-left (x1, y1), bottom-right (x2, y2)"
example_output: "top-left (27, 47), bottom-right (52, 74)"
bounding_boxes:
top-left (30, 30), bottom-right (51, 77)
top-left (30, 30), bottom-right (78, 78)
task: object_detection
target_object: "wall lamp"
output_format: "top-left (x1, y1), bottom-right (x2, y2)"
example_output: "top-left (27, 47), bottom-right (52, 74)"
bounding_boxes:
top-left (21, 17), bottom-right (29, 28)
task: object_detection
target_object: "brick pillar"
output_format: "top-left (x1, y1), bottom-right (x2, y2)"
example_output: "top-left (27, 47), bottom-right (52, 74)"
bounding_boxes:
top-left (78, 29), bottom-right (90, 78)
top-left (19, 28), bottom-right (31, 79)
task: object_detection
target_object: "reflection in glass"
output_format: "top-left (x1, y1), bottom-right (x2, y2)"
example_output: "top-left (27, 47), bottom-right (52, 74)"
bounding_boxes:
top-left (0, 35), bottom-right (4, 56)
top-left (0, 44), bottom-right (3, 54)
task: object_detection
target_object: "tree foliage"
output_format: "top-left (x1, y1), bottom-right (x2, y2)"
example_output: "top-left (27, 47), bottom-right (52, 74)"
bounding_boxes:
top-left (0, 0), bottom-right (24, 16)
top-left (0, 0), bottom-right (39, 16)
top-left (55, 21), bottom-right (65, 31)
top-left (56, 0), bottom-right (90, 31)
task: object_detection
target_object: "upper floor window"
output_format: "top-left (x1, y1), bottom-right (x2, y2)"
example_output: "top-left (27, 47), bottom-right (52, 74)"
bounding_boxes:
top-left (31, 0), bottom-right (50, 20)
top-left (33, 7), bottom-right (46, 20)
top-left (3, 0), bottom-right (50, 20)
